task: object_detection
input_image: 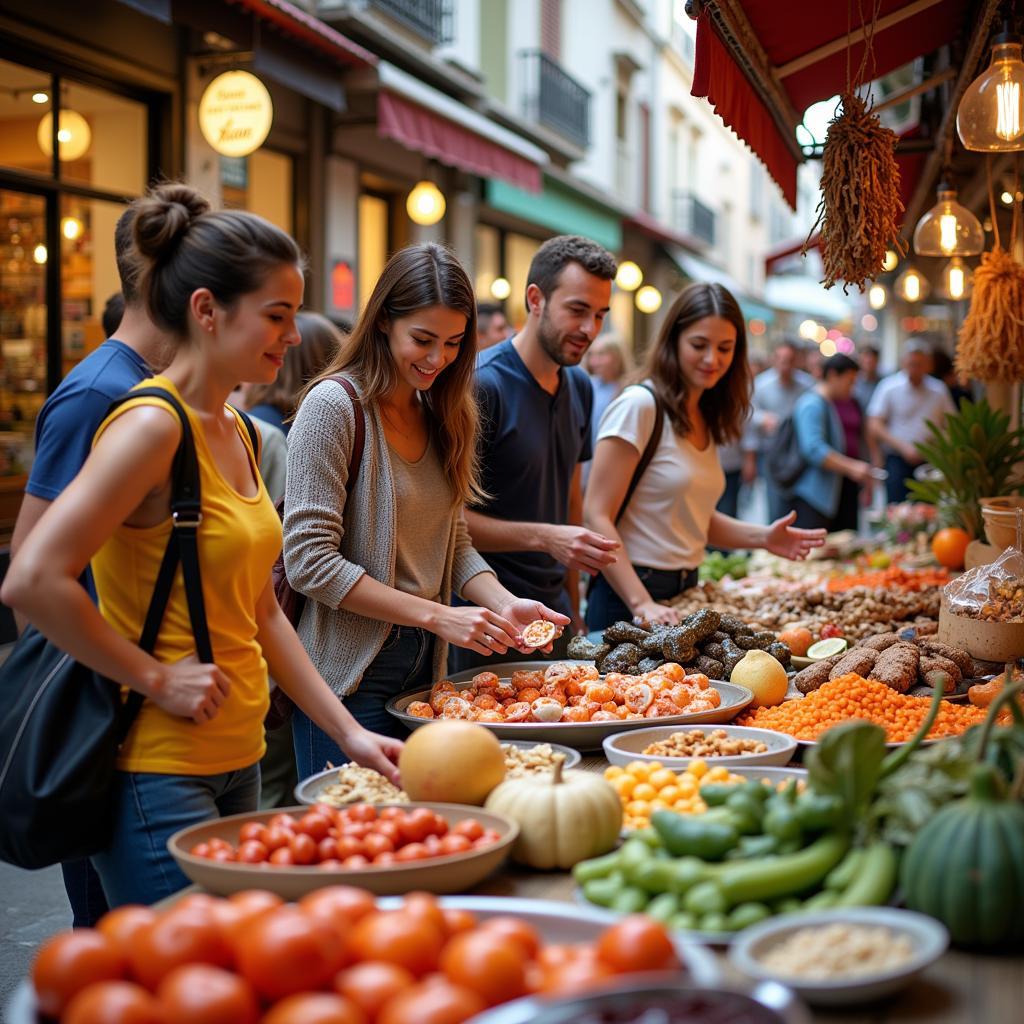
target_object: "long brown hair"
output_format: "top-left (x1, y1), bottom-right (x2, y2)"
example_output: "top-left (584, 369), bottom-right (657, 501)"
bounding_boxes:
top-left (640, 282), bottom-right (751, 445)
top-left (299, 243), bottom-right (483, 505)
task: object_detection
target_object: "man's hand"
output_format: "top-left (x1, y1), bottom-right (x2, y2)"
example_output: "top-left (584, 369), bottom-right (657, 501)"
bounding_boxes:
top-left (544, 525), bottom-right (619, 574)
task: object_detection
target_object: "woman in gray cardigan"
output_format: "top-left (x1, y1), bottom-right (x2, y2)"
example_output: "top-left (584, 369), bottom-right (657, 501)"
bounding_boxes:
top-left (283, 244), bottom-right (568, 777)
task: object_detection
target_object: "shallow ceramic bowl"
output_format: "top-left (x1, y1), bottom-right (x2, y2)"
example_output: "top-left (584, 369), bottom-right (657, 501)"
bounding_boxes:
top-left (166, 803), bottom-right (517, 899)
top-left (729, 907), bottom-right (949, 1006)
top-left (603, 723), bottom-right (797, 769)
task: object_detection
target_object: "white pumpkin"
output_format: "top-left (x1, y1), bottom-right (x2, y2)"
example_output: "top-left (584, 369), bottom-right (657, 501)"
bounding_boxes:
top-left (484, 757), bottom-right (623, 869)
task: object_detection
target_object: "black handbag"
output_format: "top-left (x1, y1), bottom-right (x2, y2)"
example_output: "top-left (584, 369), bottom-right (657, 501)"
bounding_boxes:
top-left (0, 387), bottom-right (221, 870)
top-left (766, 414), bottom-right (806, 489)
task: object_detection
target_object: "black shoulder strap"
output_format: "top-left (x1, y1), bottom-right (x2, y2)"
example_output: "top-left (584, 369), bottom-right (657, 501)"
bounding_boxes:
top-left (613, 383), bottom-right (664, 524)
top-left (233, 407), bottom-right (262, 464)
top-left (103, 386), bottom-right (214, 734)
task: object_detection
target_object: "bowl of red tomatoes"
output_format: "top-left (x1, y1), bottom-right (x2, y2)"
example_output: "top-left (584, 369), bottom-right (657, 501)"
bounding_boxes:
top-left (167, 802), bottom-right (519, 899)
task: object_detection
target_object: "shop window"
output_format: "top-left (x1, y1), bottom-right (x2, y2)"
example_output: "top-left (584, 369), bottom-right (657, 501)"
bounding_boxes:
top-left (0, 189), bottom-right (47, 532)
top-left (474, 223), bottom-right (500, 301)
top-left (60, 195), bottom-right (127, 375)
top-left (504, 232), bottom-right (539, 328)
top-left (0, 58), bottom-right (53, 176)
top-left (221, 149), bottom-right (294, 234)
top-left (359, 193), bottom-right (389, 314)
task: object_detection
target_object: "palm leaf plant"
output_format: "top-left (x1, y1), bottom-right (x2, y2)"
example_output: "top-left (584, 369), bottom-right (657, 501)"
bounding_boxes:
top-left (907, 398), bottom-right (1024, 539)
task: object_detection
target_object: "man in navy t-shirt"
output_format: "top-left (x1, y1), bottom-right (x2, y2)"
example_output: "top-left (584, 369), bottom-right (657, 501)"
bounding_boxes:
top-left (453, 236), bottom-right (621, 673)
top-left (9, 200), bottom-right (176, 925)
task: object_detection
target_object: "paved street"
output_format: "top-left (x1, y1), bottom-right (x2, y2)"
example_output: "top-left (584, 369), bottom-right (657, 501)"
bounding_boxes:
top-left (1, 862), bottom-right (69, 1012)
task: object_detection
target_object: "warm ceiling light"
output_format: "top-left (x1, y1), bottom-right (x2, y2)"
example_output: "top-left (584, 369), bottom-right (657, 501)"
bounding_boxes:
top-left (819, 339), bottom-right (837, 357)
top-left (37, 109), bottom-right (91, 161)
top-left (868, 284), bottom-right (887, 309)
top-left (489, 276), bottom-right (511, 300)
top-left (896, 266), bottom-right (928, 303)
top-left (635, 285), bottom-right (662, 313)
top-left (882, 249), bottom-right (899, 272)
top-left (31, 91), bottom-right (48, 104)
top-left (798, 319), bottom-right (818, 339)
top-left (958, 30), bottom-right (1024, 150)
top-left (32, 244), bottom-right (47, 264)
top-left (913, 184), bottom-right (984, 256)
top-left (615, 260), bottom-right (643, 291)
top-left (940, 256), bottom-right (973, 301)
top-left (406, 181), bottom-right (446, 226)
top-left (1002, 190), bottom-right (1015, 204)
top-left (61, 216), bottom-right (83, 240)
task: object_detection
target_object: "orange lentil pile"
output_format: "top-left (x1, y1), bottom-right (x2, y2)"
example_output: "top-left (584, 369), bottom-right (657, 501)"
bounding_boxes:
top-left (735, 674), bottom-right (990, 742)
top-left (826, 566), bottom-right (950, 593)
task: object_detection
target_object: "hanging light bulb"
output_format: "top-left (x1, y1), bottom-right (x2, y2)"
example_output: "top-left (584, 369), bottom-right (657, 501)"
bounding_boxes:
top-left (940, 257), bottom-right (973, 300)
top-left (958, 29), bottom-right (1024, 150)
top-left (635, 286), bottom-right (662, 313)
top-left (37, 109), bottom-right (91, 161)
top-left (868, 284), bottom-right (887, 309)
top-left (489, 277), bottom-right (511, 300)
top-left (882, 249), bottom-right (899, 272)
top-left (913, 183), bottom-right (985, 256)
top-left (615, 260), bottom-right (643, 291)
top-left (896, 266), bottom-right (928, 302)
top-left (406, 181), bottom-right (446, 225)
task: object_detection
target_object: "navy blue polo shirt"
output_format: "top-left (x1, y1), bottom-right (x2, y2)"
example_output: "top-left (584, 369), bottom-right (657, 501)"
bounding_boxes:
top-left (472, 339), bottom-right (593, 616)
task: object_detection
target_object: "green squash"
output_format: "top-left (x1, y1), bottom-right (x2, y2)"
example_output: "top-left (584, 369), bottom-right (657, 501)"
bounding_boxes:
top-left (901, 763), bottom-right (1024, 948)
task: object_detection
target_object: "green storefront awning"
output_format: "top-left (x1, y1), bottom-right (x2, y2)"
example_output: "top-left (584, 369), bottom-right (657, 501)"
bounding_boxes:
top-left (666, 246), bottom-right (775, 324)
top-left (487, 178), bottom-right (622, 252)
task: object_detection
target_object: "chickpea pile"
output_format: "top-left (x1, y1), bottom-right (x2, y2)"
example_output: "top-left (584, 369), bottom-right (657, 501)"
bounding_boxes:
top-left (604, 759), bottom-right (744, 832)
top-left (736, 673), bottom-right (991, 742)
top-left (641, 729), bottom-right (768, 759)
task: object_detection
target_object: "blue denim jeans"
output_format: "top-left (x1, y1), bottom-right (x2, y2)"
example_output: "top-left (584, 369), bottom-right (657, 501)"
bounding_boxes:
top-left (91, 764), bottom-right (260, 907)
top-left (292, 625), bottom-right (431, 780)
top-left (585, 567), bottom-right (698, 632)
top-left (61, 858), bottom-right (109, 927)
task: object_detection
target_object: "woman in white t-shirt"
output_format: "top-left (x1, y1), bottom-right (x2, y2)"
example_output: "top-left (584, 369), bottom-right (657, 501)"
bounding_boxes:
top-left (583, 283), bottom-right (825, 630)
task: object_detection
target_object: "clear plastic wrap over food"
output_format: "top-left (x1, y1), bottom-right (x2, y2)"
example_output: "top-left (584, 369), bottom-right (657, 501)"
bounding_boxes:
top-left (944, 546), bottom-right (1024, 621)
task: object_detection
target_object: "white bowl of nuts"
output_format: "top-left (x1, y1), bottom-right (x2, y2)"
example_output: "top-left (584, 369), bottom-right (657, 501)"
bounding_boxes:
top-left (729, 907), bottom-right (949, 1006)
top-left (602, 724), bottom-right (797, 768)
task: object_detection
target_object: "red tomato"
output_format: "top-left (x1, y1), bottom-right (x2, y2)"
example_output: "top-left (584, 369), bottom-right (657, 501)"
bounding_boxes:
top-left (262, 992), bottom-right (365, 1024)
top-left (348, 911), bottom-right (444, 977)
top-left (478, 917), bottom-right (541, 960)
top-left (96, 906), bottom-right (158, 961)
top-left (311, 802), bottom-right (337, 819)
top-left (478, 829), bottom-right (502, 846)
top-left (269, 847), bottom-right (295, 866)
top-left (378, 807), bottom-right (405, 822)
top-left (394, 843), bottom-right (429, 863)
top-left (335, 835), bottom-right (365, 860)
top-left (438, 835), bottom-right (472, 856)
top-left (128, 905), bottom-right (232, 990)
top-left (190, 842), bottom-right (212, 859)
top-left (347, 803), bottom-right (377, 823)
top-left (439, 930), bottom-right (528, 1006)
top-left (398, 809), bottom-right (435, 845)
top-left (236, 841), bottom-right (268, 864)
top-left (373, 852), bottom-right (397, 866)
top-left (297, 813), bottom-right (333, 842)
top-left (341, 822), bottom-right (374, 840)
top-left (429, 813), bottom-right (449, 837)
top-left (318, 837), bottom-right (341, 861)
top-left (451, 819), bottom-right (483, 842)
top-left (319, 859), bottom-right (344, 869)
top-left (422, 835), bottom-right (443, 856)
top-left (333, 961), bottom-right (415, 1020)
top-left (401, 893), bottom-right (446, 935)
top-left (538, 956), bottom-right (613, 996)
top-left (234, 907), bottom-right (348, 1001)
top-left (341, 854), bottom-right (370, 869)
top-left (32, 930), bottom-right (126, 1016)
top-left (289, 833), bottom-right (318, 865)
top-left (377, 979), bottom-right (485, 1024)
top-left (215, 891), bottom-right (282, 949)
top-left (441, 909), bottom-right (477, 938)
top-left (269, 813), bottom-right (298, 832)
top-left (260, 827), bottom-right (292, 852)
top-left (238, 822), bottom-right (264, 843)
top-left (62, 981), bottom-right (164, 1024)
top-left (373, 821), bottom-right (401, 845)
top-left (299, 886), bottom-right (375, 938)
top-left (209, 848), bottom-right (235, 863)
top-left (363, 833), bottom-right (394, 858)
top-left (205, 838), bottom-right (232, 853)
top-left (155, 964), bottom-right (260, 1024)
top-left (595, 916), bottom-right (678, 974)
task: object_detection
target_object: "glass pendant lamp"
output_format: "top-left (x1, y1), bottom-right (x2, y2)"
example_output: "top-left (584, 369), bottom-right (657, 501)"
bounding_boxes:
top-left (913, 184), bottom-right (985, 256)
top-left (958, 30), bottom-right (1024, 151)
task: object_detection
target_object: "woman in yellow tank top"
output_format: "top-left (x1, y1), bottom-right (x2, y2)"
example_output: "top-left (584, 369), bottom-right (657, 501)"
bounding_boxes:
top-left (3, 184), bottom-right (403, 905)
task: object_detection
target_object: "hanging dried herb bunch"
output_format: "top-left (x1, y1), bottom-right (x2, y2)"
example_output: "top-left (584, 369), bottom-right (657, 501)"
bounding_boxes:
top-left (956, 246), bottom-right (1024, 381)
top-left (807, 91), bottom-right (907, 293)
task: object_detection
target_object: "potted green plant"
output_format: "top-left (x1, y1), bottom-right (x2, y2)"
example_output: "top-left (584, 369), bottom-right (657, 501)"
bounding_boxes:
top-left (907, 398), bottom-right (1024, 539)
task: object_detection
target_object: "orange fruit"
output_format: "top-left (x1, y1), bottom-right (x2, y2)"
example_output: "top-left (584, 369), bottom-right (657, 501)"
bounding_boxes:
top-left (778, 627), bottom-right (813, 657)
top-left (931, 527), bottom-right (970, 569)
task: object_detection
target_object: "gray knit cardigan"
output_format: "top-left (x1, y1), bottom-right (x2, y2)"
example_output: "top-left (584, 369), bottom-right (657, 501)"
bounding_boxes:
top-left (282, 376), bottom-right (493, 697)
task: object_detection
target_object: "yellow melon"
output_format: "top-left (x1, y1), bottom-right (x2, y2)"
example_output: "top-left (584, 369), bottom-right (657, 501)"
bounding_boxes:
top-left (398, 720), bottom-right (506, 805)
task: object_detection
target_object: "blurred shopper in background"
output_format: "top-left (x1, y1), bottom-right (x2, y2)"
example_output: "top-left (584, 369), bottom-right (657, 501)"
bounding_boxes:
top-left (583, 333), bottom-right (629, 487)
top-left (476, 301), bottom-right (510, 352)
top-left (853, 344), bottom-right (882, 410)
top-left (930, 348), bottom-right (971, 408)
top-left (790, 354), bottom-right (875, 532)
top-left (868, 340), bottom-right (955, 503)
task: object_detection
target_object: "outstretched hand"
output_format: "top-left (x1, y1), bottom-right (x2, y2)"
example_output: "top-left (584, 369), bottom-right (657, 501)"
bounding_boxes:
top-left (765, 511), bottom-right (826, 561)
top-left (341, 729), bottom-right (404, 786)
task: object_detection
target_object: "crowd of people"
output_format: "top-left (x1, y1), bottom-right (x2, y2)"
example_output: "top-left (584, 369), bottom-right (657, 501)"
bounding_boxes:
top-left (2, 179), bottom-right (960, 924)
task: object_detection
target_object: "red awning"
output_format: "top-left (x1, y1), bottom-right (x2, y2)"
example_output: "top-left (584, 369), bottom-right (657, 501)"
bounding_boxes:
top-left (377, 91), bottom-right (543, 193)
top-left (692, 0), bottom-right (975, 209)
top-left (231, 0), bottom-right (376, 68)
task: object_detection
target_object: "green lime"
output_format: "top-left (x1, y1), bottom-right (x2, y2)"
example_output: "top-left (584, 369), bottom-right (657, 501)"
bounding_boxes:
top-left (807, 637), bottom-right (848, 659)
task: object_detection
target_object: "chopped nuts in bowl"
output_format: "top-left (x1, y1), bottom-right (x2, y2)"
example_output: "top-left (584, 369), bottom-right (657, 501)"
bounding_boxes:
top-left (604, 724), bottom-right (797, 769)
top-left (641, 728), bottom-right (768, 759)
top-left (294, 764), bottom-right (408, 807)
top-left (501, 741), bottom-right (582, 776)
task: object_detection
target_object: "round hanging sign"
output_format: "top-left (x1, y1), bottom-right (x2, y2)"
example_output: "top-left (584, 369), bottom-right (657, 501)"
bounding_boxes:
top-left (198, 70), bottom-right (273, 157)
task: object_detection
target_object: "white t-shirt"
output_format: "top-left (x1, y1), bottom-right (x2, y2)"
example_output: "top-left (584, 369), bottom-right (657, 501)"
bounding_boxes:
top-left (596, 384), bottom-right (725, 570)
top-left (866, 371), bottom-right (955, 451)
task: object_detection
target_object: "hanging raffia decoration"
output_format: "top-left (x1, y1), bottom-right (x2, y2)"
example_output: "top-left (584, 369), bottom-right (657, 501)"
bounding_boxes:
top-left (803, 0), bottom-right (906, 292)
top-left (956, 159), bottom-right (1024, 381)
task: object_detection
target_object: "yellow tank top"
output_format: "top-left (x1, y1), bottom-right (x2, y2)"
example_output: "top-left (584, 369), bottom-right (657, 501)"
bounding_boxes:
top-left (90, 376), bottom-right (281, 774)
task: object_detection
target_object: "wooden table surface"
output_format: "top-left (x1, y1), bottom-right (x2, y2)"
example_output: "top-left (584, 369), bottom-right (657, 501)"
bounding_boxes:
top-left (469, 755), bottom-right (1024, 1024)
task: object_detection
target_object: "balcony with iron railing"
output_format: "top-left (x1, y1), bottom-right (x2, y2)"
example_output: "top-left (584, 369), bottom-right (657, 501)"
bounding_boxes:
top-left (367, 0), bottom-right (452, 44)
top-left (672, 190), bottom-right (716, 247)
top-left (519, 50), bottom-right (591, 148)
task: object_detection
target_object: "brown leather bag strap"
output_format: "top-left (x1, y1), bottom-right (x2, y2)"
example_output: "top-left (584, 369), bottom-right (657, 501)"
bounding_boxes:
top-left (326, 375), bottom-right (365, 491)
top-left (613, 383), bottom-right (664, 523)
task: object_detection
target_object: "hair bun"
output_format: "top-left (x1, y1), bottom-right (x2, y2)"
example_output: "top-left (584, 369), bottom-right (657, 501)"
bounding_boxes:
top-left (133, 183), bottom-right (211, 261)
